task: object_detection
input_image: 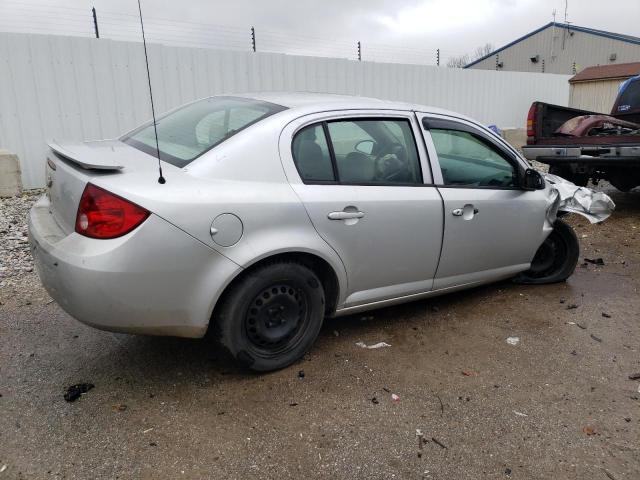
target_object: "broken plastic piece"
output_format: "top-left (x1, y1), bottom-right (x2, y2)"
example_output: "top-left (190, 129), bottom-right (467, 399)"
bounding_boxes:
top-left (63, 383), bottom-right (94, 402)
top-left (506, 337), bottom-right (520, 346)
top-left (355, 341), bottom-right (391, 349)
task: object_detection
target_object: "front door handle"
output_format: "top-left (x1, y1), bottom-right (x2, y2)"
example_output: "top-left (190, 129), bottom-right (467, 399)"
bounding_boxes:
top-left (452, 205), bottom-right (479, 218)
top-left (328, 210), bottom-right (365, 220)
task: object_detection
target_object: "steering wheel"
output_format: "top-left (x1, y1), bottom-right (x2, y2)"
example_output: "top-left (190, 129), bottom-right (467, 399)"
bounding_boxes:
top-left (374, 144), bottom-right (407, 181)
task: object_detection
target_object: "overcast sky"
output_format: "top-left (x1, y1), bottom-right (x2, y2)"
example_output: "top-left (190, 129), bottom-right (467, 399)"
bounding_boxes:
top-left (1, 0), bottom-right (639, 64)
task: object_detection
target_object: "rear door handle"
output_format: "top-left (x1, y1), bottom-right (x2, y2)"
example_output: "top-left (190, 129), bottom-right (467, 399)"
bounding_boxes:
top-left (328, 211), bottom-right (365, 220)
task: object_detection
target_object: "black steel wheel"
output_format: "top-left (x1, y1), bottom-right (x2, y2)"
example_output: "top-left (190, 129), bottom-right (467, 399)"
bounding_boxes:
top-left (214, 261), bottom-right (325, 371)
top-left (514, 218), bottom-right (579, 284)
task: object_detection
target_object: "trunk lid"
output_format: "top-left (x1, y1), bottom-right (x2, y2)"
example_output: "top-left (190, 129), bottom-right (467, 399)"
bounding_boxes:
top-left (46, 140), bottom-right (162, 234)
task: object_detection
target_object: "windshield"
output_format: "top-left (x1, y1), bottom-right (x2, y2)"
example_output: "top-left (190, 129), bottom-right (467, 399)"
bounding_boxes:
top-left (121, 96), bottom-right (286, 167)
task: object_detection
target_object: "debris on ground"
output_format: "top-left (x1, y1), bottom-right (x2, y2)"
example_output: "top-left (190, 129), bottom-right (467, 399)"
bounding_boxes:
top-left (513, 410), bottom-right (528, 417)
top-left (602, 312), bottom-right (611, 318)
top-left (576, 323), bottom-right (587, 330)
top-left (371, 397), bottom-right (379, 405)
top-left (590, 334), bottom-right (603, 343)
top-left (628, 373), bottom-right (640, 381)
top-left (505, 468), bottom-right (512, 476)
top-left (391, 393), bottom-right (400, 402)
top-left (584, 258), bottom-right (605, 266)
top-left (0, 465), bottom-right (6, 473)
top-left (112, 403), bottom-right (127, 412)
top-left (431, 437), bottom-right (447, 449)
top-left (63, 383), bottom-right (94, 402)
top-left (461, 370), bottom-right (478, 376)
top-left (583, 426), bottom-right (597, 435)
top-left (506, 337), bottom-right (520, 346)
top-left (566, 304), bottom-right (579, 310)
top-left (603, 469), bottom-right (617, 480)
top-left (355, 341), bottom-right (391, 349)
top-left (416, 429), bottom-right (424, 450)
top-left (297, 370), bottom-right (305, 379)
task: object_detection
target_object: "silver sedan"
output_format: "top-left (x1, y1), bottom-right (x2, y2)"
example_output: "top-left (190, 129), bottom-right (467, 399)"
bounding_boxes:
top-left (28, 93), bottom-right (579, 371)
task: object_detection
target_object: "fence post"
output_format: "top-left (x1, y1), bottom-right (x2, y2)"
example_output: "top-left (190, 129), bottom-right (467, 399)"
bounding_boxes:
top-left (357, 41), bottom-right (361, 61)
top-left (251, 26), bottom-right (256, 52)
top-left (436, 48), bottom-right (440, 66)
top-left (92, 7), bottom-right (99, 39)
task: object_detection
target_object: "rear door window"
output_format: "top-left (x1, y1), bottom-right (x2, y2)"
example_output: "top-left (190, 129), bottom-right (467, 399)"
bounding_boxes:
top-left (292, 118), bottom-right (422, 185)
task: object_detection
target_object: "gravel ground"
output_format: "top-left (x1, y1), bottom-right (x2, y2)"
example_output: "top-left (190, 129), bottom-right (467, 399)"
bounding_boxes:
top-left (0, 186), bottom-right (639, 480)
top-left (0, 191), bottom-right (42, 291)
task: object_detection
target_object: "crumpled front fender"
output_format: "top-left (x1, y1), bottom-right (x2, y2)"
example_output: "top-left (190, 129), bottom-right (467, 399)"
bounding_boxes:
top-left (542, 173), bottom-right (615, 224)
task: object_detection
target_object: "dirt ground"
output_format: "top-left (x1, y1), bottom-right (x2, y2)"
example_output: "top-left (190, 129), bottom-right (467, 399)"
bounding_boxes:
top-left (1, 187), bottom-right (639, 480)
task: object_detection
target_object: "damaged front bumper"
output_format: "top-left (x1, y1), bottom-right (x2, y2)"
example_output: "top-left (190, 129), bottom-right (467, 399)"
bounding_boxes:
top-left (543, 173), bottom-right (615, 224)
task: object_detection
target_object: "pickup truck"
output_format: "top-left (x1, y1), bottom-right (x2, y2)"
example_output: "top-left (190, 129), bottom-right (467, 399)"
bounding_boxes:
top-left (522, 75), bottom-right (640, 191)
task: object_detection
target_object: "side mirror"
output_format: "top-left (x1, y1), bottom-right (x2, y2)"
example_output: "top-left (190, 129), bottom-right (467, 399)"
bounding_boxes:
top-left (355, 139), bottom-right (375, 155)
top-left (522, 168), bottom-right (545, 190)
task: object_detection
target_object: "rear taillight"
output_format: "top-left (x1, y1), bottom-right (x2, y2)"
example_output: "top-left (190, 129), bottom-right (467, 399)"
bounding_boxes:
top-left (75, 184), bottom-right (150, 239)
top-left (526, 103), bottom-right (537, 144)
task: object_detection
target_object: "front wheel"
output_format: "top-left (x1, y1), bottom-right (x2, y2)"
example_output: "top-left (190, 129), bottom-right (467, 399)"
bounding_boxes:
top-left (514, 218), bottom-right (579, 284)
top-left (213, 261), bottom-right (325, 372)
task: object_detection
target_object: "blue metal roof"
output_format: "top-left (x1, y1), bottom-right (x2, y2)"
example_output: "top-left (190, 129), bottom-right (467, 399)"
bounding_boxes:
top-left (464, 22), bottom-right (640, 68)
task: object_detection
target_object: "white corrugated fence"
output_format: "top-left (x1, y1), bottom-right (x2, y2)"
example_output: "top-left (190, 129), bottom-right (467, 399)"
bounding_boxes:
top-left (0, 32), bottom-right (571, 188)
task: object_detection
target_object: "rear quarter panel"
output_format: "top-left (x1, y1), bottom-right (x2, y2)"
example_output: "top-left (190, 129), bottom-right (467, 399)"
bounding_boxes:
top-left (91, 116), bottom-right (350, 308)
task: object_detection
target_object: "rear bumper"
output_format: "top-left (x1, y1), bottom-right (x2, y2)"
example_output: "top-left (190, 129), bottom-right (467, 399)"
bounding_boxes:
top-left (28, 196), bottom-right (241, 338)
top-left (522, 145), bottom-right (640, 165)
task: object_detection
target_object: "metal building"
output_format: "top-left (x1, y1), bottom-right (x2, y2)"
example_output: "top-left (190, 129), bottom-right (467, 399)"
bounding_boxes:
top-left (568, 62), bottom-right (640, 113)
top-left (465, 22), bottom-right (640, 75)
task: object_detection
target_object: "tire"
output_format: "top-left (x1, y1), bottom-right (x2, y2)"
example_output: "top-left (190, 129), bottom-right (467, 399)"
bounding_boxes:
top-left (548, 165), bottom-right (588, 187)
top-left (213, 261), bottom-right (325, 372)
top-left (514, 218), bottom-right (579, 284)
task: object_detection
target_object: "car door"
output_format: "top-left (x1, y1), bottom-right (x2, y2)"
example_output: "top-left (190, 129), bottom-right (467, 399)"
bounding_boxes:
top-left (416, 113), bottom-right (551, 290)
top-left (279, 111), bottom-right (444, 308)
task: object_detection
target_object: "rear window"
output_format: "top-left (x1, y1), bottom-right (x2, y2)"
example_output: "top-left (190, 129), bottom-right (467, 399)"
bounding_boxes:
top-left (121, 96), bottom-right (286, 167)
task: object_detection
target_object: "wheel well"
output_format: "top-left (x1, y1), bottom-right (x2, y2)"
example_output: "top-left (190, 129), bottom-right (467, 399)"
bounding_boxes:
top-left (211, 252), bottom-right (341, 325)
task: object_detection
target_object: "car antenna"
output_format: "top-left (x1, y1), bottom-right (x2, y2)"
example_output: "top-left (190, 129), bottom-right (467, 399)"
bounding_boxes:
top-left (137, 0), bottom-right (165, 184)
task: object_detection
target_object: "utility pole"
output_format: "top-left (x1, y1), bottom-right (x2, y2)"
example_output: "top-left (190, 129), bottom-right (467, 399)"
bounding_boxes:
top-left (251, 26), bottom-right (256, 52)
top-left (357, 41), bottom-right (361, 61)
top-left (92, 7), bottom-right (99, 39)
top-left (436, 48), bottom-right (440, 66)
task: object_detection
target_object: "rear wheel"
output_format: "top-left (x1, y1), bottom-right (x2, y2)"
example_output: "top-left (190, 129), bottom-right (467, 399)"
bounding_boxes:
top-left (213, 261), bottom-right (325, 372)
top-left (514, 218), bottom-right (579, 284)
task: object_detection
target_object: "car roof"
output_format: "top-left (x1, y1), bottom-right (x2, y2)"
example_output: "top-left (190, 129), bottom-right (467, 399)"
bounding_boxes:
top-left (238, 92), bottom-right (466, 119)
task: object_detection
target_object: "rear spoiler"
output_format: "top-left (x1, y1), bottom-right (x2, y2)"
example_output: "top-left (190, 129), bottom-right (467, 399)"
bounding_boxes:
top-left (48, 140), bottom-right (124, 171)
